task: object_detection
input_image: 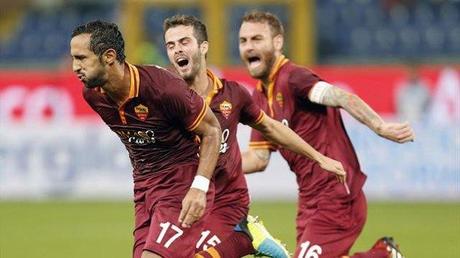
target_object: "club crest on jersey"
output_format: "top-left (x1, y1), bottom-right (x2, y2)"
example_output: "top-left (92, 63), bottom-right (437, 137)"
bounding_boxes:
top-left (276, 92), bottom-right (284, 108)
top-left (134, 104), bottom-right (149, 121)
top-left (219, 100), bottom-right (232, 119)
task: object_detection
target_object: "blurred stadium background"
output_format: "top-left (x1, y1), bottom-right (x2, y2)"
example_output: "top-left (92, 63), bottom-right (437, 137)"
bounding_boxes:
top-left (0, 0), bottom-right (459, 257)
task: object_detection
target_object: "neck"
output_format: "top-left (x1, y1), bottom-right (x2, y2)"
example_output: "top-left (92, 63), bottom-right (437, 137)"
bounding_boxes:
top-left (188, 65), bottom-right (211, 98)
top-left (102, 62), bottom-right (130, 107)
top-left (260, 52), bottom-right (282, 90)
top-left (261, 77), bottom-right (270, 89)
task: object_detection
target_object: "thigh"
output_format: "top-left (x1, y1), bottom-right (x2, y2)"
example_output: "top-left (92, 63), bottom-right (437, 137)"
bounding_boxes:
top-left (195, 173), bottom-right (249, 252)
top-left (294, 192), bottom-right (367, 258)
top-left (133, 191), bottom-right (150, 258)
top-left (195, 202), bottom-right (248, 252)
top-left (143, 203), bottom-right (207, 258)
top-left (133, 165), bottom-right (214, 258)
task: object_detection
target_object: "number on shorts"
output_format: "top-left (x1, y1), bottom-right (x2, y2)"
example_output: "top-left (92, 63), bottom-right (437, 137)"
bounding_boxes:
top-left (156, 222), bottom-right (183, 248)
top-left (298, 241), bottom-right (322, 258)
top-left (196, 230), bottom-right (222, 250)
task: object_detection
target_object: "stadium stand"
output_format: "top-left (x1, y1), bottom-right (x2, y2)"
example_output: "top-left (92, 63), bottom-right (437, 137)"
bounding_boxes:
top-left (0, 3), bottom-right (116, 64)
top-left (0, 0), bottom-right (458, 65)
top-left (316, 0), bottom-right (460, 63)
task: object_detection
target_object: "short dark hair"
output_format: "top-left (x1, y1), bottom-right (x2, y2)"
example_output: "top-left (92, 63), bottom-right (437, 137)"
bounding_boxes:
top-left (241, 10), bottom-right (284, 37)
top-left (163, 15), bottom-right (208, 44)
top-left (71, 20), bottom-right (126, 63)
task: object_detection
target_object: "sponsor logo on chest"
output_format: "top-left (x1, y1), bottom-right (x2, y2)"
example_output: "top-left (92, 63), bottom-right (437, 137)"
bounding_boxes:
top-left (114, 129), bottom-right (156, 146)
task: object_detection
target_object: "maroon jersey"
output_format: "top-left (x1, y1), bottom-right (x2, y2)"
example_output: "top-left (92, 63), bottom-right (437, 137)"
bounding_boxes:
top-left (249, 56), bottom-right (366, 203)
top-left (192, 70), bottom-right (262, 252)
top-left (83, 63), bottom-right (206, 182)
top-left (206, 70), bottom-right (264, 180)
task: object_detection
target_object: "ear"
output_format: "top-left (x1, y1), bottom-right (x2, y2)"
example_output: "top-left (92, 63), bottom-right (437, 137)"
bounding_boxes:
top-left (273, 34), bottom-right (284, 52)
top-left (200, 41), bottom-right (209, 56)
top-left (102, 48), bottom-right (117, 65)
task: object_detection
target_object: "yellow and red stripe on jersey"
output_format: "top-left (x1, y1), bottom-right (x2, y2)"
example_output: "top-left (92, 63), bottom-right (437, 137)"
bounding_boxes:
top-left (187, 100), bottom-right (207, 131)
top-left (256, 55), bottom-right (289, 117)
top-left (185, 69), bottom-right (222, 131)
top-left (194, 247), bottom-right (221, 258)
top-left (118, 62), bottom-right (140, 124)
top-left (205, 69), bottom-right (223, 105)
top-left (253, 110), bottom-right (266, 125)
top-left (249, 140), bottom-right (277, 151)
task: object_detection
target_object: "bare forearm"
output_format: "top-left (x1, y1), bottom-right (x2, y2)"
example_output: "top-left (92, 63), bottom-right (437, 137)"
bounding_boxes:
top-left (254, 118), bottom-right (322, 162)
top-left (196, 128), bottom-right (220, 178)
top-left (341, 94), bottom-right (384, 133)
top-left (242, 150), bottom-right (269, 173)
top-left (312, 83), bottom-right (415, 144)
top-left (321, 87), bottom-right (384, 134)
top-left (193, 107), bottom-right (221, 179)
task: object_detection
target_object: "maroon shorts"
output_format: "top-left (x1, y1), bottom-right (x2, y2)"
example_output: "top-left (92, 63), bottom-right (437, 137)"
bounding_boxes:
top-left (195, 171), bottom-right (250, 252)
top-left (294, 190), bottom-right (367, 258)
top-left (132, 164), bottom-right (214, 258)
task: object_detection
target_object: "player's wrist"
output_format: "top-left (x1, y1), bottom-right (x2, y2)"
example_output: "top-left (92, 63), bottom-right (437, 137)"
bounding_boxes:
top-left (371, 119), bottom-right (384, 135)
top-left (190, 175), bottom-right (210, 192)
top-left (311, 151), bottom-right (324, 164)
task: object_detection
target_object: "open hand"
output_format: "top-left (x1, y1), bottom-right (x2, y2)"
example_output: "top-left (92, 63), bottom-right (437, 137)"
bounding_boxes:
top-left (179, 188), bottom-right (206, 228)
top-left (318, 156), bottom-right (347, 184)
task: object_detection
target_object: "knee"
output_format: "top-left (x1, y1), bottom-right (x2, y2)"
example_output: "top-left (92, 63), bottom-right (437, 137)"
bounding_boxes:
top-left (141, 250), bottom-right (162, 258)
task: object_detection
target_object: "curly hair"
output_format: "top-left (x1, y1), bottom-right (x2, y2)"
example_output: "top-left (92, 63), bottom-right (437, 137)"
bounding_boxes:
top-left (71, 20), bottom-right (126, 63)
top-left (163, 15), bottom-right (208, 44)
top-left (241, 10), bottom-right (284, 37)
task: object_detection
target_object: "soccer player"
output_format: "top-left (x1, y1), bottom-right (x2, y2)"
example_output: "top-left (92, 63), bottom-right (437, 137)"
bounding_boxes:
top-left (70, 21), bottom-right (222, 258)
top-left (238, 11), bottom-right (415, 258)
top-left (163, 15), bottom-right (347, 258)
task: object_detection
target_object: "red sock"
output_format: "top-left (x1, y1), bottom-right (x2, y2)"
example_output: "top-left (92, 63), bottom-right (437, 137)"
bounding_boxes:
top-left (195, 232), bottom-right (255, 258)
top-left (349, 248), bottom-right (389, 258)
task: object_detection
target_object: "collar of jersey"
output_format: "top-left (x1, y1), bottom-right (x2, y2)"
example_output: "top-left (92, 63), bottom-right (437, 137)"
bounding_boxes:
top-left (255, 55), bottom-right (289, 92)
top-left (126, 62), bottom-right (140, 99)
top-left (255, 55), bottom-right (288, 116)
top-left (205, 69), bottom-right (223, 105)
top-left (115, 62), bottom-right (140, 124)
top-left (95, 62), bottom-right (140, 101)
top-left (116, 62), bottom-right (140, 112)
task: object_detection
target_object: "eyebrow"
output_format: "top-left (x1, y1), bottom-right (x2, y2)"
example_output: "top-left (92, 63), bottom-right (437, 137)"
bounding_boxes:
top-left (72, 54), bottom-right (85, 58)
top-left (240, 34), bottom-right (263, 39)
top-left (165, 36), bottom-right (191, 46)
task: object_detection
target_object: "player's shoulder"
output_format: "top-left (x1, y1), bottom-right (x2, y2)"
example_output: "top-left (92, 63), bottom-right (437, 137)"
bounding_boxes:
top-left (286, 62), bottom-right (316, 77)
top-left (284, 62), bottom-right (320, 83)
top-left (82, 87), bottom-right (102, 103)
top-left (221, 78), bottom-right (244, 90)
top-left (136, 64), bottom-right (183, 82)
top-left (221, 78), bottom-right (252, 97)
top-left (136, 64), bottom-right (187, 93)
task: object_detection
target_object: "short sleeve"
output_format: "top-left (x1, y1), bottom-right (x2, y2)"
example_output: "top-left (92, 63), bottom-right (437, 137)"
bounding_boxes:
top-left (289, 67), bottom-right (322, 102)
top-left (247, 89), bottom-right (277, 151)
top-left (237, 84), bottom-right (264, 125)
top-left (162, 78), bottom-right (207, 131)
top-left (249, 128), bottom-right (277, 151)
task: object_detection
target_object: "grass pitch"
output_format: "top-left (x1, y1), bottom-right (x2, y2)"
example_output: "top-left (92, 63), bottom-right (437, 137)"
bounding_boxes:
top-left (0, 201), bottom-right (458, 258)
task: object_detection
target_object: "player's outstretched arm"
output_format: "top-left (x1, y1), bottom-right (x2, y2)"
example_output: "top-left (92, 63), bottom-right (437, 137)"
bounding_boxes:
top-left (309, 82), bottom-right (415, 143)
top-left (251, 115), bottom-right (346, 182)
top-left (179, 106), bottom-right (221, 228)
top-left (242, 148), bottom-right (271, 174)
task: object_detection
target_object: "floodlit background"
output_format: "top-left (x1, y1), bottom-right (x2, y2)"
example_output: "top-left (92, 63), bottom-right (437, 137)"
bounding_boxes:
top-left (0, 0), bottom-right (459, 257)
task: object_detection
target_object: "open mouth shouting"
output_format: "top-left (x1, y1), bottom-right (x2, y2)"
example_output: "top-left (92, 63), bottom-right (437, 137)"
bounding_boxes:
top-left (175, 55), bottom-right (191, 72)
top-left (77, 73), bottom-right (85, 82)
top-left (247, 54), bottom-right (262, 70)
